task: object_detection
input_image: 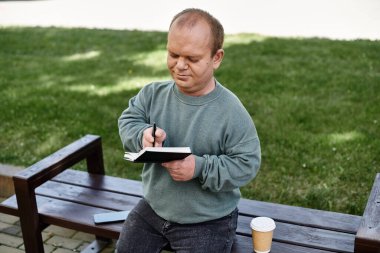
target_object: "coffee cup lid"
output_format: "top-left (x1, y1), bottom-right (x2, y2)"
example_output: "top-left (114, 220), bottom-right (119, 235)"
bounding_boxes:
top-left (250, 217), bottom-right (276, 232)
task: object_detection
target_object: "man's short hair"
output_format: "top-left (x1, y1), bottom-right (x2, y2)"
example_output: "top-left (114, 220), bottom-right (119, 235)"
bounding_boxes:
top-left (169, 8), bottom-right (224, 56)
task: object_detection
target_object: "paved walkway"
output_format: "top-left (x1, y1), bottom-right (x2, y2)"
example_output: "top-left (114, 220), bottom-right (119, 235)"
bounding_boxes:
top-left (0, 163), bottom-right (116, 252)
top-left (0, 197), bottom-right (117, 253)
top-left (0, 208), bottom-right (116, 253)
top-left (0, 0), bottom-right (380, 40)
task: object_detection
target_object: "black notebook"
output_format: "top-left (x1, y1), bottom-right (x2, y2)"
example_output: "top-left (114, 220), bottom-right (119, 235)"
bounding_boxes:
top-left (124, 147), bottom-right (192, 163)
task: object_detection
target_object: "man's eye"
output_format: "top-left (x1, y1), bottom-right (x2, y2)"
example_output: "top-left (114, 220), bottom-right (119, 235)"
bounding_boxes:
top-left (189, 58), bottom-right (199, 63)
top-left (170, 53), bottom-right (179, 58)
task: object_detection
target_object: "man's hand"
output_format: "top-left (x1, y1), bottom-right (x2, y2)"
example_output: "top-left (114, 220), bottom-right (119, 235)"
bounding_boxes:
top-left (162, 155), bottom-right (196, 181)
top-left (142, 126), bottom-right (166, 148)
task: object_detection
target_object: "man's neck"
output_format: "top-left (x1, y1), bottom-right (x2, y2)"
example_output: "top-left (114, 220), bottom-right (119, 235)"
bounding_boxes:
top-left (178, 79), bottom-right (216, 97)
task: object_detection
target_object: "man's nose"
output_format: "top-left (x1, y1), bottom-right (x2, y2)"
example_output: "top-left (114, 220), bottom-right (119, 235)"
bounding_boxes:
top-left (176, 57), bottom-right (188, 70)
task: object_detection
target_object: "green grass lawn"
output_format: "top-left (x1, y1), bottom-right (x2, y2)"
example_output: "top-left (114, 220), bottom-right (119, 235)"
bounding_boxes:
top-left (1, 27), bottom-right (379, 215)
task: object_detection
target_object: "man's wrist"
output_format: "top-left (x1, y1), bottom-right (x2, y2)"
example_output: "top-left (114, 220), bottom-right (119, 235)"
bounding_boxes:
top-left (193, 155), bottom-right (205, 179)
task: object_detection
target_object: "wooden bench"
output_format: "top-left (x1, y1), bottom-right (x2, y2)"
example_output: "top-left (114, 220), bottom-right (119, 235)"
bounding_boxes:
top-left (0, 134), bottom-right (379, 253)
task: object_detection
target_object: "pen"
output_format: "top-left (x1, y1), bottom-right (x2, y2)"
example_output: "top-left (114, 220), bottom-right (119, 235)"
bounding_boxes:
top-left (152, 122), bottom-right (156, 147)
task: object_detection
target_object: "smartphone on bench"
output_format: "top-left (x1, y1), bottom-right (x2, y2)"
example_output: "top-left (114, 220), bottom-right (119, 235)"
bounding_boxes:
top-left (93, 210), bottom-right (130, 224)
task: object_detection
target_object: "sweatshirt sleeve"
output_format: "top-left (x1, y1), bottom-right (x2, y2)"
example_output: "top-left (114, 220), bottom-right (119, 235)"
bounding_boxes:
top-left (194, 136), bottom-right (261, 192)
top-left (118, 90), bottom-right (151, 152)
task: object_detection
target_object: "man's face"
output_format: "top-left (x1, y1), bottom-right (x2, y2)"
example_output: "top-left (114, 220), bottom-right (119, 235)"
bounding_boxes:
top-left (167, 20), bottom-right (223, 96)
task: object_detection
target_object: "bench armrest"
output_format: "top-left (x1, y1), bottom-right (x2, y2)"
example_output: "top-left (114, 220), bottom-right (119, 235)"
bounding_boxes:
top-left (14, 134), bottom-right (104, 189)
top-left (12, 134), bottom-right (105, 252)
top-left (355, 173), bottom-right (380, 253)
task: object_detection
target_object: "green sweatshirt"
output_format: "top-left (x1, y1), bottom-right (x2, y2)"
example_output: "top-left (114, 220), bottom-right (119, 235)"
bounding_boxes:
top-left (118, 80), bottom-right (261, 224)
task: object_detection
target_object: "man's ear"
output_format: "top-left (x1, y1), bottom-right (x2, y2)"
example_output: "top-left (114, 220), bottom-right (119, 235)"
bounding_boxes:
top-left (213, 49), bottom-right (224, 69)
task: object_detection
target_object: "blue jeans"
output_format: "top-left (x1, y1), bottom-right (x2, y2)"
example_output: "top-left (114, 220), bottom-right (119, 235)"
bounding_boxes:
top-left (116, 199), bottom-right (238, 253)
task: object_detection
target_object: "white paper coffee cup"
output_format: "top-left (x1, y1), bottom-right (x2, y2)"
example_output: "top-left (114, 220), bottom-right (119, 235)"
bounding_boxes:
top-left (250, 217), bottom-right (276, 253)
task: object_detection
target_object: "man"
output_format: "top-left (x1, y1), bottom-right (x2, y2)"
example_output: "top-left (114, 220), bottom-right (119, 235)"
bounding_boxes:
top-left (117, 8), bottom-right (261, 253)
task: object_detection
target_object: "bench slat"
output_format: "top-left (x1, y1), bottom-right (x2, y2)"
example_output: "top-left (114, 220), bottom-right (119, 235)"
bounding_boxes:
top-left (37, 180), bottom-right (139, 211)
top-left (239, 198), bottom-right (361, 234)
top-left (52, 169), bottom-right (143, 196)
top-left (36, 195), bottom-right (122, 239)
top-left (233, 235), bottom-right (337, 253)
top-left (0, 194), bottom-right (121, 238)
top-left (0, 195), bottom-right (19, 216)
top-left (238, 215), bottom-right (355, 253)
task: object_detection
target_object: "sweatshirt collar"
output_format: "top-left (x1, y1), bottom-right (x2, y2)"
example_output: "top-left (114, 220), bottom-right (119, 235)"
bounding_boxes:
top-left (172, 80), bottom-right (223, 106)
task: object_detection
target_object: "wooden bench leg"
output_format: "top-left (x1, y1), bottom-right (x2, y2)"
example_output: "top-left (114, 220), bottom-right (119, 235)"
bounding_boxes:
top-left (14, 179), bottom-right (45, 253)
top-left (21, 225), bottom-right (44, 253)
top-left (81, 238), bottom-right (111, 253)
top-left (355, 173), bottom-right (380, 253)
